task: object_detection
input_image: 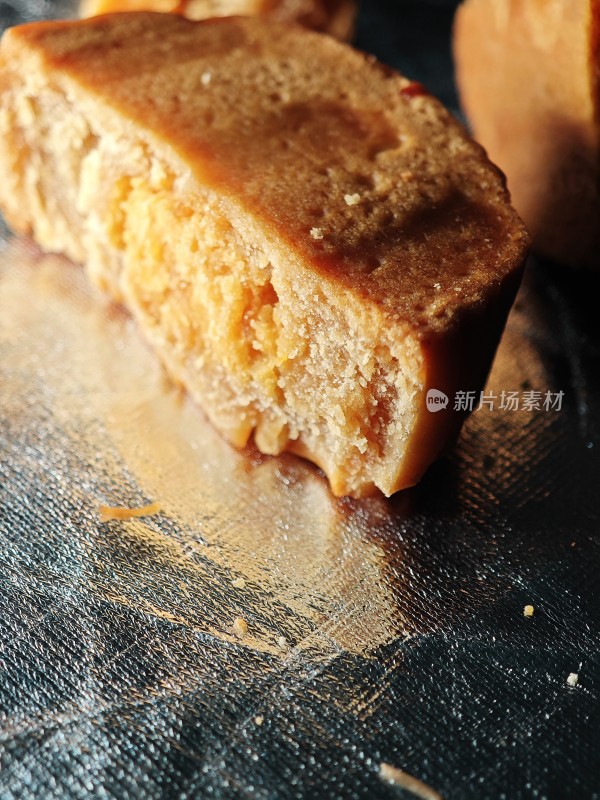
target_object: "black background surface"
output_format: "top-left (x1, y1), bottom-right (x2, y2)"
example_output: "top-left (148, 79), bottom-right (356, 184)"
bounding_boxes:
top-left (1, 2), bottom-right (599, 799)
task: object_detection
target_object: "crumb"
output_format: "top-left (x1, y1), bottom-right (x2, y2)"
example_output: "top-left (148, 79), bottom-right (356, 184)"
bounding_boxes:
top-left (98, 501), bottom-right (161, 522)
top-left (254, 715), bottom-right (264, 726)
top-left (401, 170), bottom-right (415, 181)
top-left (277, 635), bottom-right (287, 649)
top-left (310, 227), bottom-right (324, 240)
top-left (344, 193), bottom-right (361, 206)
top-left (433, 282), bottom-right (441, 290)
top-left (232, 617), bottom-right (249, 639)
top-left (201, 71), bottom-right (212, 86)
top-left (231, 577), bottom-right (246, 590)
top-left (378, 763), bottom-right (443, 800)
top-left (567, 672), bottom-right (579, 687)
top-left (523, 604), bottom-right (534, 617)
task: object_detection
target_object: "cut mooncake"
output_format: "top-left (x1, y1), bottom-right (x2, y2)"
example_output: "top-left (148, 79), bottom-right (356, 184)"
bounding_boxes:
top-left (454, 0), bottom-right (600, 268)
top-left (0, 13), bottom-right (528, 496)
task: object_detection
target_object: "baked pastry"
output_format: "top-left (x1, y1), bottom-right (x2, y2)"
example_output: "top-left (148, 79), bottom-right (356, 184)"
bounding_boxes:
top-left (0, 13), bottom-right (528, 497)
top-left (80, 0), bottom-right (356, 40)
top-left (454, 0), bottom-right (600, 268)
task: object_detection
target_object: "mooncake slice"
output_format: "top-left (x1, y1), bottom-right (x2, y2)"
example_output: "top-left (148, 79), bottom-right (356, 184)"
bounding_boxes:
top-left (0, 13), bottom-right (528, 496)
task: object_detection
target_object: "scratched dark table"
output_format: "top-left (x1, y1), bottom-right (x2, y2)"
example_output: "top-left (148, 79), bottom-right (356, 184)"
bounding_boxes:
top-left (1, 1), bottom-right (600, 798)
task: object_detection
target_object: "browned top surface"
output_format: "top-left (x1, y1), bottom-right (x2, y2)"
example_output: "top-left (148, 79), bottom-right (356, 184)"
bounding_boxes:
top-left (2, 13), bottom-right (528, 332)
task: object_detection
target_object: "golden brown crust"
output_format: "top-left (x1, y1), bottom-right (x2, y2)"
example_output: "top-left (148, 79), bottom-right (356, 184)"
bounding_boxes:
top-left (80, 0), bottom-right (356, 40)
top-left (454, 0), bottom-right (600, 268)
top-left (4, 13), bottom-right (526, 330)
top-left (0, 14), bottom-right (528, 496)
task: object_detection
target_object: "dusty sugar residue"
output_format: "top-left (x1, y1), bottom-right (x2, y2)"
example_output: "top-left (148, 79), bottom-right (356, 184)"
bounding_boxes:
top-left (232, 617), bottom-right (249, 639)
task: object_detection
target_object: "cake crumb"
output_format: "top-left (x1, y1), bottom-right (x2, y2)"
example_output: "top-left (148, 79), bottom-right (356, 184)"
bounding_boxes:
top-left (254, 715), bottom-right (264, 726)
top-left (277, 635), bottom-right (287, 649)
top-left (232, 617), bottom-right (249, 639)
top-left (98, 501), bottom-right (161, 522)
top-left (567, 672), bottom-right (579, 687)
top-left (231, 577), bottom-right (246, 590)
top-left (344, 192), bottom-right (361, 206)
top-left (201, 71), bottom-right (212, 86)
top-left (310, 227), bottom-right (324, 240)
top-left (523, 604), bottom-right (534, 617)
top-left (379, 763), bottom-right (443, 800)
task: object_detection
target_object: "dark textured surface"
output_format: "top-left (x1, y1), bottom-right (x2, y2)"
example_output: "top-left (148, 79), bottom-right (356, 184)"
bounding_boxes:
top-left (1, 2), bottom-right (600, 799)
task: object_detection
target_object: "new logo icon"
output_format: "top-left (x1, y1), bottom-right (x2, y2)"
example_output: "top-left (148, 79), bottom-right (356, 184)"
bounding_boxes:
top-left (426, 389), bottom-right (448, 412)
